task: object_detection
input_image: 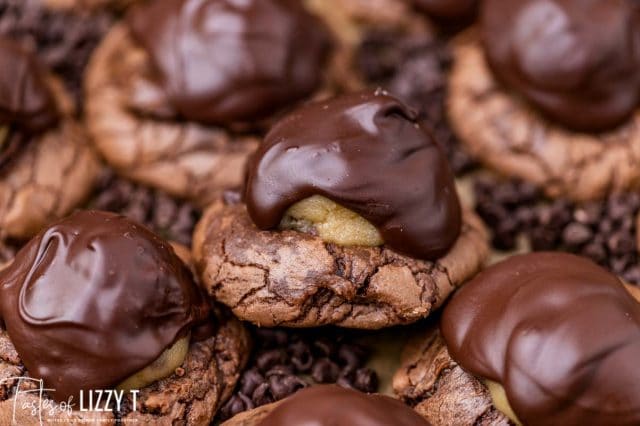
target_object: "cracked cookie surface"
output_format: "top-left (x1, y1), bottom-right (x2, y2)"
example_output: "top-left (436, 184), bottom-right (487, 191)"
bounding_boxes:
top-left (84, 23), bottom-right (260, 207)
top-left (449, 34), bottom-right (640, 201)
top-left (0, 78), bottom-right (98, 240)
top-left (193, 200), bottom-right (489, 329)
top-left (392, 326), bottom-right (511, 426)
top-left (0, 304), bottom-right (249, 425)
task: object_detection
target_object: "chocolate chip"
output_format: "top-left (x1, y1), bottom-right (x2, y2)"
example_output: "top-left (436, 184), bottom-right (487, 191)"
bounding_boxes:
top-left (256, 349), bottom-right (288, 372)
top-left (311, 358), bottom-right (340, 383)
top-left (473, 175), bottom-right (640, 285)
top-left (239, 368), bottom-right (264, 397)
top-left (562, 223), bottom-right (593, 247)
top-left (216, 327), bottom-right (379, 422)
top-left (90, 169), bottom-right (200, 246)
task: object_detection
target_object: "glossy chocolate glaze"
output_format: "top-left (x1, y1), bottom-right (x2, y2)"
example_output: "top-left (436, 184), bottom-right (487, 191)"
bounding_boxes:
top-left (481, 0), bottom-right (640, 132)
top-left (127, 0), bottom-right (332, 126)
top-left (258, 385), bottom-right (431, 426)
top-left (441, 252), bottom-right (640, 425)
top-left (245, 91), bottom-right (462, 260)
top-left (413, 0), bottom-right (477, 21)
top-left (0, 211), bottom-right (210, 403)
top-left (0, 38), bottom-right (58, 167)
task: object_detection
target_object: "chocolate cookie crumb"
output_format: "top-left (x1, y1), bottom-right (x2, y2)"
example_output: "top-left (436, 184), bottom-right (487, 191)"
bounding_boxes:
top-left (90, 169), bottom-right (200, 246)
top-left (0, 0), bottom-right (113, 106)
top-left (474, 175), bottom-right (640, 284)
top-left (356, 30), bottom-right (476, 175)
top-left (217, 327), bottom-right (379, 422)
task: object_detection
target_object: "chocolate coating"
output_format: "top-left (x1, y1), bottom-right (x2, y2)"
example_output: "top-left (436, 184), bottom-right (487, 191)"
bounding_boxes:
top-left (127, 0), bottom-right (332, 126)
top-left (413, 0), bottom-right (477, 21)
top-left (0, 38), bottom-right (58, 166)
top-left (258, 385), bottom-right (431, 426)
top-left (245, 91), bottom-right (462, 260)
top-left (481, 0), bottom-right (640, 132)
top-left (441, 252), bottom-right (640, 425)
top-left (0, 211), bottom-right (209, 403)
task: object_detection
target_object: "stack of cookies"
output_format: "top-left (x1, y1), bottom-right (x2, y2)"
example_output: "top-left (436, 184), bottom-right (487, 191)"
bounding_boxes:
top-left (0, 0), bottom-right (638, 425)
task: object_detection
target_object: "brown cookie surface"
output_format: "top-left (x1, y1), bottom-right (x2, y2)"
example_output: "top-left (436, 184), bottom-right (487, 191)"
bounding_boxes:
top-left (84, 23), bottom-right (260, 207)
top-left (193, 200), bottom-right (489, 329)
top-left (449, 33), bottom-right (640, 201)
top-left (392, 326), bottom-right (511, 426)
top-left (0, 77), bottom-right (98, 240)
top-left (0, 304), bottom-right (249, 425)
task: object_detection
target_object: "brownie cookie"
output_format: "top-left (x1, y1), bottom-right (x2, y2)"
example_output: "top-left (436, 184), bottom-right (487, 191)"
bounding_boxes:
top-left (0, 38), bottom-right (98, 240)
top-left (394, 252), bottom-right (640, 425)
top-left (194, 91), bottom-right (489, 329)
top-left (0, 211), bottom-right (249, 425)
top-left (449, 0), bottom-right (640, 201)
top-left (85, 0), bottom-right (333, 206)
top-left (222, 385), bottom-right (430, 426)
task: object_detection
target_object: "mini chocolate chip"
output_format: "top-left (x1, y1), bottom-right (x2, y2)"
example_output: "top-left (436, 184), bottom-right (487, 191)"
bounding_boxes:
top-left (289, 341), bottom-right (314, 373)
top-left (266, 365), bottom-right (296, 377)
top-left (256, 349), bottom-right (288, 372)
top-left (607, 232), bottom-right (635, 256)
top-left (581, 242), bottom-right (607, 264)
top-left (268, 375), bottom-right (307, 400)
top-left (239, 368), bottom-right (264, 396)
top-left (337, 343), bottom-right (367, 374)
top-left (313, 338), bottom-right (337, 357)
top-left (562, 223), bottom-right (593, 247)
top-left (311, 358), bottom-right (340, 383)
top-left (252, 383), bottom-right (275, 406)
top-left (353, 368), bottom-right (379, 393)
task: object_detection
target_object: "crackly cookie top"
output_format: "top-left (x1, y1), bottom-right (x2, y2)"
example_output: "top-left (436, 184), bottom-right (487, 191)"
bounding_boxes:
top-left (481, 0), bottom-right (640, 132)
top-left (126, 0), bottom-right (332, 126)
top-left (441, 252), bottom-right (640, 425)
top-left (244, 90), bottom-right (461, 260)
top-left (0, 210), bottom-right (210, 403)
top-left (412, 0), bottom-right (477, 21)
top-left (0, 38), bottom-right (58, 167)
top-left (258, 385), bottom-right (431, 426)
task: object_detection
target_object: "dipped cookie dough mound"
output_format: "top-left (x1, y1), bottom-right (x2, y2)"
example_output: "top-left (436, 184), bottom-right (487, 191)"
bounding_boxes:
top-left (0, 211), bottom-right (249, 425)
top-left (223, 385), bottom-right (430, 426)
top-left (393, 252), bottom-right (640, 425)
top-left (450, 0), bottom-right (640, 201)
top-left (194, 91), bottom-right (489, 329)
top-left (85, 0), bottom-right (333, 206)
top-left (0, 38), bottom-right (98, 240)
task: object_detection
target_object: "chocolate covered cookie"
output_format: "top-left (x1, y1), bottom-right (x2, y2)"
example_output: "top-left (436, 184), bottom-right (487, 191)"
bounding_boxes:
top-left (222, 385), bottom-right (430, 426)
top-left (449, 0), bottom-right (640, 201)
top-left (394, 252), bottom-right (640, 425)
top-left (0, 37), bottom-right (98, 240)
top-left (193, 91), bottom-right (489, 329)
top-left (0, 210), bottom-right (249, 424)
top-left (85, 0), bottom-right (333, 206)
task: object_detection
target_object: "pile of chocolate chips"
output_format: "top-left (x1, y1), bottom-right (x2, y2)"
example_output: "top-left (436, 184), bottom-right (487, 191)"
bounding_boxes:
top-left (90, 169), bottom-right (200, 246)
top-left (217, 327), bottom-right (378, 422)
top-left (474, 175), bottom-right (640, 284)
top-left (356, 30), bottom-right (476, 175)
top-left (0, 0), bottom-right (113, 105)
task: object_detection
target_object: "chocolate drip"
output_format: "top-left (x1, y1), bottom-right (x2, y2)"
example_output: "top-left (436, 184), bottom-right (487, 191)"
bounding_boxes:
top-left (441, 252), bottom-right (640, 425)
top-left (0, 211), bottom-right (210, 403)
top-left (245, 91), bottom-right (461, 260)
top-left (258, 385), bottom-right (430, 426)
top-left (127, 0), bottom-right (332, 126)
top-left (0, 38), bottom-right (58, 168)
top-left (481, 0), bottom-right (640, 132)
